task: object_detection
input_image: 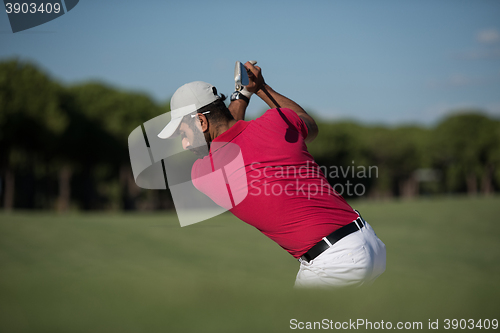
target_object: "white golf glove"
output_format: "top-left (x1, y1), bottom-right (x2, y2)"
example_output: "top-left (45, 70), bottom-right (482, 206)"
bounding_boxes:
top-left (235, 60), bottom-right (257, 99)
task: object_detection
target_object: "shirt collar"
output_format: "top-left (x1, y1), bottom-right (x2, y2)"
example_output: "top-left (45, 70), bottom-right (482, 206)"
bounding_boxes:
top-left (210, 120), bottom-right (250, 154)
top-left (210, 120), bottom-right (249, 153)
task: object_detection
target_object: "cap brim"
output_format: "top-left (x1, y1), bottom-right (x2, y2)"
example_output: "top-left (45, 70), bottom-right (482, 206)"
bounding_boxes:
top-left (157, 116), bottom-right (183, 139)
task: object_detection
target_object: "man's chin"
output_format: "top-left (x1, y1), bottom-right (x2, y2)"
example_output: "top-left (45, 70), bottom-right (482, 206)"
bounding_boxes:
top-left (189, 147), bottom-right (209, 158)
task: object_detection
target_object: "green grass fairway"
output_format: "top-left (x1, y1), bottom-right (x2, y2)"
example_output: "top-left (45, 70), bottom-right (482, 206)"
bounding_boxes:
top-left (1, 196), bottom-right (500, 332)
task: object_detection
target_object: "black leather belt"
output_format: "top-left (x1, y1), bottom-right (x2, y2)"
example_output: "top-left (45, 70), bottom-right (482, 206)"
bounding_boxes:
top-left (300, 214), bottom-right (366, 263)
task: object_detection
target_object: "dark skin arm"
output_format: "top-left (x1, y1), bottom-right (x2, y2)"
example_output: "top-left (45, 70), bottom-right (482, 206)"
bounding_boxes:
top-left (227, 99), bottom-right (248, 122)
top-left (244, 61), bottom-right (319, 144)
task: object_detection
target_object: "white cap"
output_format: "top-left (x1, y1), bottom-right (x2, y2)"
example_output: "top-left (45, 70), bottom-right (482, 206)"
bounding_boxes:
top-left (157, 81), bottom-right (220, 139)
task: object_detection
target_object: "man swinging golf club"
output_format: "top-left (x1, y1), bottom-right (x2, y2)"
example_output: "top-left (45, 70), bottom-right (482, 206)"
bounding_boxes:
top-left (158, 61), bottom-right (386, 287)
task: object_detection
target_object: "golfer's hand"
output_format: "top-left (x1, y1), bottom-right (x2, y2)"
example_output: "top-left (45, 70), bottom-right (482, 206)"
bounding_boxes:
top-left (244, 61), bottom-right (265, 94)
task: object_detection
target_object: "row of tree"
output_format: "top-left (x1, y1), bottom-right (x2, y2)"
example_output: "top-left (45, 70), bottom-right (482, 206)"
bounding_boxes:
top-left (309, 115), bottom-right (500, 199)
top-left (1, 59), bottom-right (499, 211)
top-left (0, 59), bottom-right (171, 211)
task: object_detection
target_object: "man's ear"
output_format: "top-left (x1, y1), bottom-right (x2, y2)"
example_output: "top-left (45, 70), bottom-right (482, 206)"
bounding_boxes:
top-left (198, 113), bottom-right (209, 132)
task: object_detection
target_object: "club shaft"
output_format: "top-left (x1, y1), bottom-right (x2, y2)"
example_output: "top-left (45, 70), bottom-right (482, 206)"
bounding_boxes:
top-left (260, 85), bottom-right (281, 109)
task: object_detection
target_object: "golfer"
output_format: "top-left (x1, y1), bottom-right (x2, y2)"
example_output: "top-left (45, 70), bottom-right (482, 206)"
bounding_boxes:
top-left (158, 61), bottom-right (386, 287)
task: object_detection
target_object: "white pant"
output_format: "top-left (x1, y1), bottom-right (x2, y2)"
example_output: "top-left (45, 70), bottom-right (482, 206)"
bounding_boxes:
top-left (295, 222), bottom-right (386, 288)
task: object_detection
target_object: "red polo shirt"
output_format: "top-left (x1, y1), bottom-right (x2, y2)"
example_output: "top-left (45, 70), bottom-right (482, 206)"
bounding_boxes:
top-left (192, 108), bottom-right (358, 258)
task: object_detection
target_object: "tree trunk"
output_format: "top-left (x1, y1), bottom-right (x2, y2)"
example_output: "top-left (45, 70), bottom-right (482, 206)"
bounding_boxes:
top-left (56, 164), bottom-right (72, 212)
top-left (368, 189), bottom-right (393, 200)
top-left (3, 167), bottom-right (15, 211)
top-left (481, 164), bottom-right (494, 196)
top-left (399, 174), bottom-right (418, 199)
top-left (466, 173), bottom-right (477, 196)
top-left (120, 164), bottom-right (140, 210)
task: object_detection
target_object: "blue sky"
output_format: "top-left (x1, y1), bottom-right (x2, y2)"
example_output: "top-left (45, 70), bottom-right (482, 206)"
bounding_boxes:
top-left (1, 0), bottom-right (499, 125)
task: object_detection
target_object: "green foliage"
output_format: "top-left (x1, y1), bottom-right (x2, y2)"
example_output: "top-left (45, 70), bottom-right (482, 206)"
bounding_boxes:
top-left (1, 59), bottom-right (499, 210)
top-left (309, 121), bottom-right (433, 197)
top-left (0, 60), bottom-right (164, 210)
top-left (69, 82), bottom-right (162, 140)
top-left (434, 112), bottom-right (496, 168)
top-left (432, 111), bottom-right (500, 192)
top-left (0, 59), bottom-right (67, 158)
top-left (309, 121), bottom-right (366, 165)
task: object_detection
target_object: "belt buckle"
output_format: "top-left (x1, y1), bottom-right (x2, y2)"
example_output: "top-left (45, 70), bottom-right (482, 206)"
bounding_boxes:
top-left (299, 256), bottom-right (310, 263)
top-left (354, 210), bottom-right (365, 229)
top-left (354, 217), bottom-right (364, 230)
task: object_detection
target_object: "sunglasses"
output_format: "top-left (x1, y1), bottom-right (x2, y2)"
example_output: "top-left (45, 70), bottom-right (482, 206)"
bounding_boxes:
top-left (190, 111), bottom-right (211, 118)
